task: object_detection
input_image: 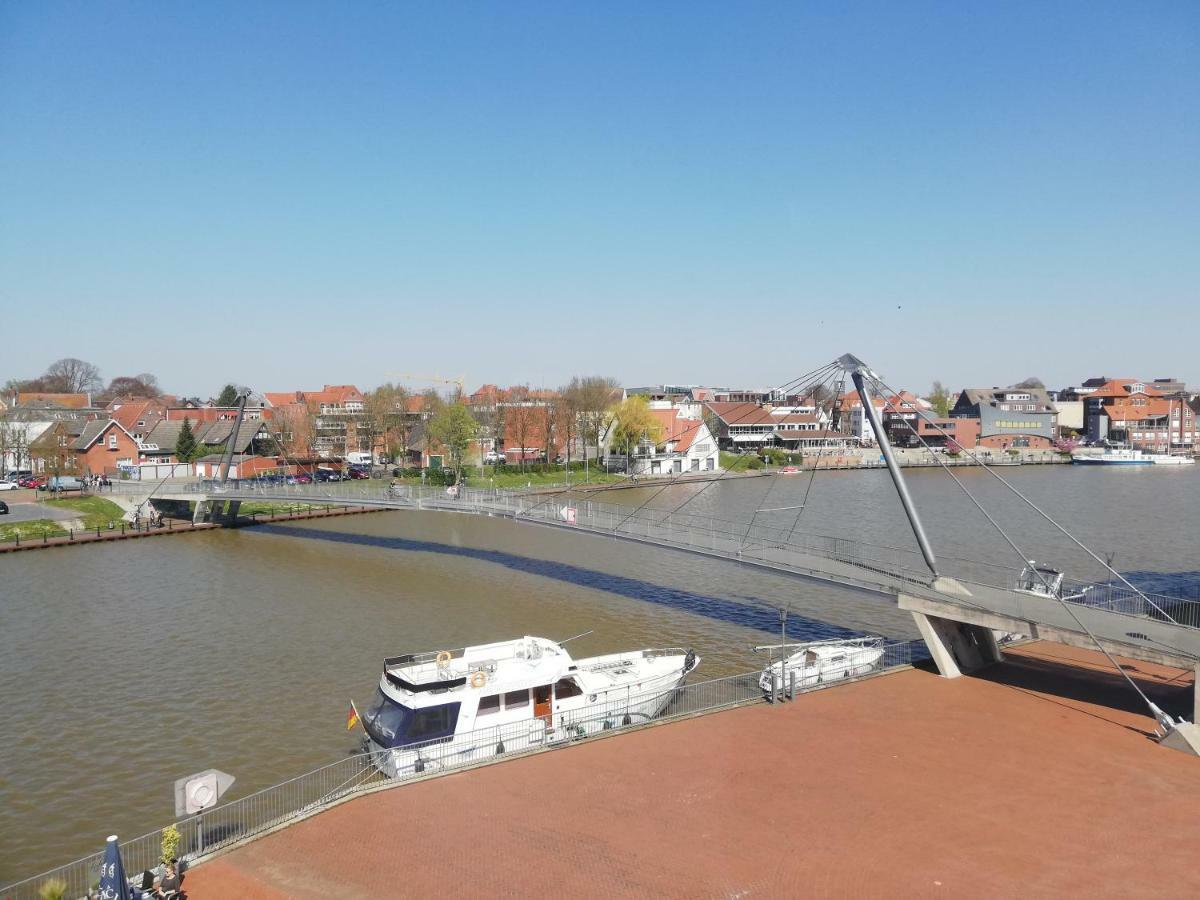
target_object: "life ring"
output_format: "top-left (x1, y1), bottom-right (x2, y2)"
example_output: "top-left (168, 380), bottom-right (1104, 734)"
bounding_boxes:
top-left (469, 671), bottom-right (487, 688)
top-left (436, 651), bottom-right (452, 666)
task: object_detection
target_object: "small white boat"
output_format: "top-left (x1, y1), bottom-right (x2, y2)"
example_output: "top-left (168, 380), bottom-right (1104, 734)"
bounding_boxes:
top-left (1148, 453), bottom-right (1195, 466)
top-left (1013, 562), bottom-right (1089, 602)
top-left (359, 635), bottom-right (699, 778)
top-left (999, 562), bottom-right (1092, 645)
top-left (755, 637), bottom-right (885, 693)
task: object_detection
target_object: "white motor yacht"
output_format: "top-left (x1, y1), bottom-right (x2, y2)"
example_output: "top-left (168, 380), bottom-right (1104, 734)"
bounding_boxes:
top-left (755, 637), bottom-right (885, 693)
top-left (359, 635), bottom-right (699, 778)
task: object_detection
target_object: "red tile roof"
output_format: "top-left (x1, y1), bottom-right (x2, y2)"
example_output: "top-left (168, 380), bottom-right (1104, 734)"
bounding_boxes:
top-left (648, 408), bottom-right (704, 451)
top-left (1101, 397), bottom-right (1174, 421)
top-left (1088, 379), bottom-right (1165, 399)
top-left (17, 392), bottom-right (91, 408)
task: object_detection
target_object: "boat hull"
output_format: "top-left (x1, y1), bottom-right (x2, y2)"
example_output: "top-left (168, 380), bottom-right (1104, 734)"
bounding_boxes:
top-left (368, 656), bottom-right (699, 779)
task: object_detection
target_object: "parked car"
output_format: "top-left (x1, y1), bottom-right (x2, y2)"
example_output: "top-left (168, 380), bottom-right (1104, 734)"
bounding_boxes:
top-left (0, 481), bottom-right (18, 492)
top-left (40, 476), bottom-right (85, 492)
top-left (0, 500), bottom-right (8, 514)
top-left (347, 467), bottom-right (369, 480)
top-left (285, 473), bottom-right (313, 485)
top-left (20, 476), bottom-right (47, 489)
top-left (484, 451), bottom-right (505, 464)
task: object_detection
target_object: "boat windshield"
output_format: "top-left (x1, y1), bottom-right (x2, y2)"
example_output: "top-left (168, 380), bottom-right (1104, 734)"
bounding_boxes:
top-left (362, 688), bottom-right (461, 749)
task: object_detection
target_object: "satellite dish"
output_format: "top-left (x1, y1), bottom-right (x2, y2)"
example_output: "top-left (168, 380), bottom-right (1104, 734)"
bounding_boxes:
top-left (174, 768), bottom-right (235, 817)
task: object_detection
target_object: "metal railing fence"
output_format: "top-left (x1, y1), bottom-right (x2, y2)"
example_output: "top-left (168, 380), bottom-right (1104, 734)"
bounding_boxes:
top-left (1, 646), bottom-right (913, 899)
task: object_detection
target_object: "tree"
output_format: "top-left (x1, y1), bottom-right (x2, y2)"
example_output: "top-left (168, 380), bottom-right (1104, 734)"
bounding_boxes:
top-left (176, 418), bottom-right (197, 463)
top-left (41, 358), bottom-right (103, 394)
top-left (607, 396), bottom-right (664, 469)
top-left (566, 375), bottom-right (621, 463)
top-left (216, 384), bottom-right (248, 406)
top-left (427, 403), bottom-right (479, 480)
top-left (501, 388), bottom-right (538, 470)
top-left (928, 381), bottom-right (951, 417)
top-left (553, 391), bottom-right (578, 465)
top-left (363, 383), bottom-right (412, 463)
top-left (1014, 377), bottom-right (1045, 390)
top-left (105, 374), bottom-right (161, 400)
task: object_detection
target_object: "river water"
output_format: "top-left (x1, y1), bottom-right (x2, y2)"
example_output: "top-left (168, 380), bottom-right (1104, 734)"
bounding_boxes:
top-left (1, 464), bottom-right (1197, 880)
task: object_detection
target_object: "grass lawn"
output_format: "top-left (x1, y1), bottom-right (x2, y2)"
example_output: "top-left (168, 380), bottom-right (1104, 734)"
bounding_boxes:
top-left (0, 519), bottom-right (69, 541)
top-left (471, 468), bottom-right (627, 489)
top-left (41, 495), bottom-right (127, 528)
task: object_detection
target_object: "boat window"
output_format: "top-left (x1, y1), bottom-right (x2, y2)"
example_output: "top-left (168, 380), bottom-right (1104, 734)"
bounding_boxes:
top-left (407, 703), bottom-right (461, 744)
top-left (830, 655), bottom-right (845, 665)
top-left (361, 688), bottom-right (461, 748)
top-left (554, 678), bottom-right (583, 700)
top-left (477, 694), bottom-right (500, 716)
top-left (503, 689), bottom-right (529, 710)
top-left (362, 688), bottom-right (410, 746)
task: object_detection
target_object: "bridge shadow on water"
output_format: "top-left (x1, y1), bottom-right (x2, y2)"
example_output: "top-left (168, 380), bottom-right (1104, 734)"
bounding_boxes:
top-left (253, 522), bottom-right (901, 643)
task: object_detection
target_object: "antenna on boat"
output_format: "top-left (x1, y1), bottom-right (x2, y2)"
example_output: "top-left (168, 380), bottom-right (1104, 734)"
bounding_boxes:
top-left (557, 630), bottom-right (594, 645)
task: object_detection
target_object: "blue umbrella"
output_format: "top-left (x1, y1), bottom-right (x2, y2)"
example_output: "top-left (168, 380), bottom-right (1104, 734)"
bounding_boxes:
top-left (97, 835), bottom-right (133, 900)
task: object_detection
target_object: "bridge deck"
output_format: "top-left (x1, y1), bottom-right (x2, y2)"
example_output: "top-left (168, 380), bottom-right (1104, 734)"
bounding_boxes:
top-left (121, 481), bottom-right (1200, 667)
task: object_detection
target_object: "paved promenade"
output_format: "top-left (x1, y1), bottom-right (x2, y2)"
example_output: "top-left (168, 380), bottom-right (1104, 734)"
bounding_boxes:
top-left (185, 643), bottom-right (1199, 899)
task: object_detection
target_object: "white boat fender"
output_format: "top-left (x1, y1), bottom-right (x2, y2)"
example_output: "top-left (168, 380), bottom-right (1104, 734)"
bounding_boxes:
top-left (436, 650), bottom-right (452, 667)
top-left (469, 671), bottom-right (487, 688)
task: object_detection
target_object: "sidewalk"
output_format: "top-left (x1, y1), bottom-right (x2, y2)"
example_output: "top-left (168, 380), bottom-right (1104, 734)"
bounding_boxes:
top-left (183, 642), bottom-right (1199, 899)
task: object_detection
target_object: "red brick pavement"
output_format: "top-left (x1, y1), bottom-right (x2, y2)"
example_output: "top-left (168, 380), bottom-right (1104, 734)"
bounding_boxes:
top-left (184, 643), bottom-right (1200, 899)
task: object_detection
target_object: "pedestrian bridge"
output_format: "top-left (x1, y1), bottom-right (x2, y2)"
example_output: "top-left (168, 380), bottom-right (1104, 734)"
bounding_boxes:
top-left (120, 478), bottom-right (1200, 695)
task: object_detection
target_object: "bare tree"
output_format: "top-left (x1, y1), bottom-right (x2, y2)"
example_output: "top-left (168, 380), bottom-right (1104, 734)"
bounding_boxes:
top-left (553, 391), bottom-right (578, 465)
top-left (105, 374), bottom-right (161, 400)
top-left (566, 376), bottom-right (621, 463)
top-left (42, 358), bottom-right (103, 394)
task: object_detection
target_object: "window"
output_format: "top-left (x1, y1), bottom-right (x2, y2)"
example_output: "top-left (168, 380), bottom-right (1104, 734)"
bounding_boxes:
top-left (503, 689), bottom-right (529, 710)
top-left (553, 678), bottom-right (583, 701)
top-left (406, 704), bottom-right (461, 743)
top-left (476, 695), bottom-right (500, 716)
top-left (107, 434), bottom-right (118, 449)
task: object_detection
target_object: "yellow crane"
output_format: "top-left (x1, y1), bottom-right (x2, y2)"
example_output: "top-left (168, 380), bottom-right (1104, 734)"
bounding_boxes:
top-left (386, 373), bottom-right (466, 396)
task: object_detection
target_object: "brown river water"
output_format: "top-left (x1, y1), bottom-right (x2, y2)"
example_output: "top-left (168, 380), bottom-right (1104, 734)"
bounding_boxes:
top-left (1, 464), bottom-right (1197, 880)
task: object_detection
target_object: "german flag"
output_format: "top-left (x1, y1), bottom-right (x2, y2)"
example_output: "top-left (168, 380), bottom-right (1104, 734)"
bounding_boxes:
top-left (347, 700), bottom-right (360, 731)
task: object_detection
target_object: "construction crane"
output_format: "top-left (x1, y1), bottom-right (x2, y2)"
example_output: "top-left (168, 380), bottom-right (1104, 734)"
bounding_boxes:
top-left (386, 373), bottom-right (467, 397)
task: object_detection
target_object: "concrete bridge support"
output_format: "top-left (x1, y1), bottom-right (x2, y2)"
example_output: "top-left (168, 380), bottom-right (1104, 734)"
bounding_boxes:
top-left (900, 593), bottom-right (1003, 678)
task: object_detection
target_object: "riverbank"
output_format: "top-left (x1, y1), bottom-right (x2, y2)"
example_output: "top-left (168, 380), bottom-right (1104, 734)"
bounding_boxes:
top-left (180, 641), bottom-right (1199, 898)
top-left (0, 505), bottom-right (392, 553)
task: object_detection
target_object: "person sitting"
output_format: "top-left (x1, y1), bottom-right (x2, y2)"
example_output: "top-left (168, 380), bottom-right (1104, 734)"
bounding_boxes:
top-left (155, 862), bottom-right (182, 898)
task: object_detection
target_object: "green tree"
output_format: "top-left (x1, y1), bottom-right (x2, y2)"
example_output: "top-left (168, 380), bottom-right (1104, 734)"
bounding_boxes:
top-left (428, 403), bottom-right (479, 480)
top-left (928, 381), bottom-right (951, 417)
top-left (607, 396), bottom-right (664, 469)
top-left (176, 418), bottom-right (197, 462)
top-left (216, 383), bottom-right (248, 406)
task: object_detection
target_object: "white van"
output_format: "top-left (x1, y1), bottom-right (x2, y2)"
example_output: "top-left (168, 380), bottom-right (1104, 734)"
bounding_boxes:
top-left (346, 452), bottom-right (374, 467)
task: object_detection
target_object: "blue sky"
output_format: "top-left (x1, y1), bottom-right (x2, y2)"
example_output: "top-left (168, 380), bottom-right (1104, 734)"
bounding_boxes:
top-left (2, 2), bottom-right (1197, 397)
